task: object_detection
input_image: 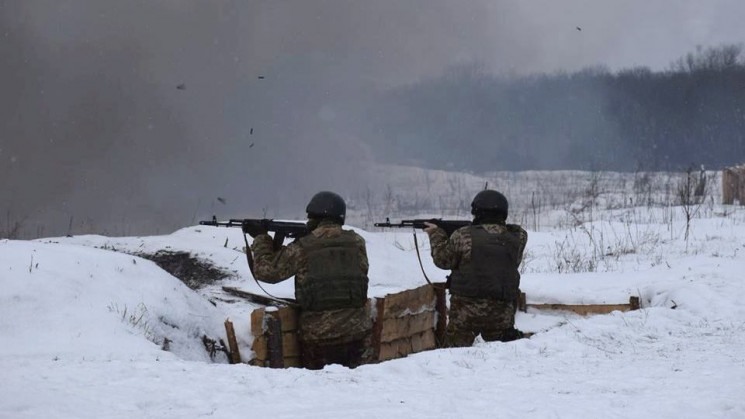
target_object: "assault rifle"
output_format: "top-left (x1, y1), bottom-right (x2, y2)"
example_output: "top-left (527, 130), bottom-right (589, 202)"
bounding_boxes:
top-left (199, 216), bottom-right (307, 250)
top-left (199, 216), bottom-right (306, 306)
top-left (374, 218), bottom-right (471, 237)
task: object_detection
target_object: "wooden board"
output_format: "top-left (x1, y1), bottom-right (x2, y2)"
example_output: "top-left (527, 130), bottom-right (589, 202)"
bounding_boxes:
top-left (250, 308), bottom-right (266, 335)
top-left (283, 357), bottom-right (301, 368)
top-left (222, 286), bottom-right (296, 306)
top-left (380, 311), bottom-right (436, 343)
top-left (378, 337), bottom-right (411, 361)
top-left (526, 303), bottom-right (632, 316)
top-left (251, 336), bottom-right (268, 361)
top-left (277, 306), bottom-right (298, 332)
top-left (411, 329), bottom-right (436, 353)
top-left (282, 332), bottom-right (300, 358)
top-left (381, 284), bottom-right (436, 319)
top-left (224, 319), bottom-right (242, 364)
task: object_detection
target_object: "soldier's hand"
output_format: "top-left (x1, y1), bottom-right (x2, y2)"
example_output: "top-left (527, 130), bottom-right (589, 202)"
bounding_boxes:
top-left (423, 221), bottom-right (439, 234)
top-left (241, 220), bottom-right (268, 238)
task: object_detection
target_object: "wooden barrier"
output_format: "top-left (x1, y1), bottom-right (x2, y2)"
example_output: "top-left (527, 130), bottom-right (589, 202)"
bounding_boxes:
top-left (245, 288), bottom-right (641, 368)
top-left (249, 284), bottom-right (444, 367)
top-left (519, 293), bottom-right (641, 316)
top-left (373, 284), bottom-right (440, 362)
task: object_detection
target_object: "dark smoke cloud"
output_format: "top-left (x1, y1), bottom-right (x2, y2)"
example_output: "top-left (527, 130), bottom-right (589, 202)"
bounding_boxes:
top-left (1, 0), bottom-right (743, 237)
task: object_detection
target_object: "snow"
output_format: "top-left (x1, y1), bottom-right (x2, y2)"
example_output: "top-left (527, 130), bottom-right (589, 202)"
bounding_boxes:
top-left (2, 192), bottom-right (745, 418)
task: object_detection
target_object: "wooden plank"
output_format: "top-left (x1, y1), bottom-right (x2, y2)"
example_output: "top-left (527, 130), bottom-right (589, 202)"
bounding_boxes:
top-left (222, 286), bottom-right (296, 306)
top-left (251, 336), bottom-right (268, 361)
top-left (277, 306), bottom-right (298, 332)
top-left (283, 356), bottom-right (301, 368)
top-left (526, 303), bottom-right (632, 316)
top-left (250, 307), bottom-right (266, 336)
top-left (378, 341), bottom-right (398, 361)
top-left (519, 292), bottom-right (527, 313)
top-left (224, 319), bottom-right (242, 364)
top-left (378, 337), bottom-right (413, 361)
top-left (380, 311), bottom-right (436, 343)
top-left (282, 332), bottom-right (300, 358)
top-left (434, 285), bottom-right (447, 348)
top-left (411, 329), bottom-right (436, 353)
top-left (723, 169), bottom-right (733, 205)
top-left (382, 284), bottom-right (436, 319)
top-left (266, 311), bottom-right (284, 368)
top-left (630, 296), bottom-right (641, 310)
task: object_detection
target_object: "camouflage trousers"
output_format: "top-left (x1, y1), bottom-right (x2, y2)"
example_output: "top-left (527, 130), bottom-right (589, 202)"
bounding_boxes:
top-left (298, 307), bottom-right (373, 370)
top-left (444, 295), bottom-right (517, 347)
top-left (300, 329), bottom-right (373, 370)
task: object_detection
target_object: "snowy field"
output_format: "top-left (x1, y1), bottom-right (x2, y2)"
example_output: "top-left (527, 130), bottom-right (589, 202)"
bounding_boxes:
top-left (2, 170), bottom-right (745, 418)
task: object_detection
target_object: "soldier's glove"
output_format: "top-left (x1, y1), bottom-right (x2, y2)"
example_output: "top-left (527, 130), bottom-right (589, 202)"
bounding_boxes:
top-left (241, 220), bottom-right (268, 238)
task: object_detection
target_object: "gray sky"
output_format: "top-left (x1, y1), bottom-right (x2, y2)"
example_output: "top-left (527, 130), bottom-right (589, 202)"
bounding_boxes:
top-left (2, 0), bottom-right (744, 237)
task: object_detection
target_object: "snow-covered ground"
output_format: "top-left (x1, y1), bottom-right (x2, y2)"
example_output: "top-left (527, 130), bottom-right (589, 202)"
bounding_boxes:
top-left (2, 189), bottom-right (745, 418)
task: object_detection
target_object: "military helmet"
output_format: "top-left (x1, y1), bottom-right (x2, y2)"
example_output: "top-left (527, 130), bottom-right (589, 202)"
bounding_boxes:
top-left (306, 191), bottom-right (346, 222)
top-left (471, 189), bottom-right (508, 217)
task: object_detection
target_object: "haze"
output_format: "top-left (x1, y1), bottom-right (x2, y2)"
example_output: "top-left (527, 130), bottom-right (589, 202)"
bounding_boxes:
top-left (2, 0), bottom-right (743, 238)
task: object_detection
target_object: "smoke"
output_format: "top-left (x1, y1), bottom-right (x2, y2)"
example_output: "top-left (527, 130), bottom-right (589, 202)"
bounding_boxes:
top-left (2, 0), bottom-right (743, 237)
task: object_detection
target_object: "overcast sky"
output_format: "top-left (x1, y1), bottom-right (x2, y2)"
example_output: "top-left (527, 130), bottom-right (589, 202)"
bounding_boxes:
top-left (2, 0), bottom-right (744, 237)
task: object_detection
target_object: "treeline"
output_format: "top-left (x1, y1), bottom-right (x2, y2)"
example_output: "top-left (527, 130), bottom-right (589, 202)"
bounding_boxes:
top-left (362, 45), bottom-right (745, 171)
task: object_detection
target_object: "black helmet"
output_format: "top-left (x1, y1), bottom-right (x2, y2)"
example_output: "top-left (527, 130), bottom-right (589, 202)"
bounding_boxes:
top-left (471, 190), bottom-right (508, 218)
top-left (306, 191), bottom-right (346, 222)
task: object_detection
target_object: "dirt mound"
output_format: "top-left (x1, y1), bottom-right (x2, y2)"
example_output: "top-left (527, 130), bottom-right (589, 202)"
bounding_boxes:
top-left (138, 251), bottom-right (230, 290)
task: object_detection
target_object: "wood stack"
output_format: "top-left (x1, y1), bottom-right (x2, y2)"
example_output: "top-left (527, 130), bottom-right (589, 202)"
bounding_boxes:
top-left (723, 165), bottom-right (745, 205)
top-left (250, 306), bottom-right (301, 368)
top-left (246, 284), bottom-right (448, 368)
top-left (372, 284), bottom-right (446, 362)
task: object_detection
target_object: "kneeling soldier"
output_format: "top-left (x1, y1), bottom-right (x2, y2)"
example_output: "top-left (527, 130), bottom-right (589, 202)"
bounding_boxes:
top-left (246, 191), bottom-right (372, 369)
top-left (424, 190), bottom-right (528, 347)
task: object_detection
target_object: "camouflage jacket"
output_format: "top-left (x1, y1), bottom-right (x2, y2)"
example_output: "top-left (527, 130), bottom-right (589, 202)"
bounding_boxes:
top-left (427, 223), bottom-right (528, 271)
top-left (250, 220), bottom-right (372, 343)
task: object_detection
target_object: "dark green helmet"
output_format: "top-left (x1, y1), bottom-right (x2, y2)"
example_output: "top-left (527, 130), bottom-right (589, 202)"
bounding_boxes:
top-left (471, 190), bottom-right (508, 217)
top-left (306, 191), bottom-right (346, 222)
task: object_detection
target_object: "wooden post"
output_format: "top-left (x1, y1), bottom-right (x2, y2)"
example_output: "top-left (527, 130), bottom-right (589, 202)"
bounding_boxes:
top-left (224, 319), bottom-right (242, 364)
top-left (434, 285), bottom-right (447, 348)
top-left (723, 169), bottom-right (733, 205)
top-left (630, 296), bottom-right (641, 311)
top-left (266, 310), bottom-right (284, 368)
top-left (519, 292), bottom-right (527, 313)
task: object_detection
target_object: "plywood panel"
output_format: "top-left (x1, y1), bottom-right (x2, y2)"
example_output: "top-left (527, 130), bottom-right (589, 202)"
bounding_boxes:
top-left (382, 285), bottom-right (436, 319)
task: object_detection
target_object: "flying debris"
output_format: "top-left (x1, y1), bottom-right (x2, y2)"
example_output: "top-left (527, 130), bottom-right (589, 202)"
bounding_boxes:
top-left (576, 26), bottom-right (582, 31)
top-left (176, 83), bottom-right (186, 90)
top-left (249, 143), bottom-right (254, 148)
top-left (257, 75), bottom-right (265, 80)
top-left (250, 128), bottom-right (254, 135)
top-left (216, 197), bottom-right (227, 205)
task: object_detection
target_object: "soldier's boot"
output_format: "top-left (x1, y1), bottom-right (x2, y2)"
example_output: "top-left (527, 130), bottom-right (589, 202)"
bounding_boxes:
top-left (482, 327), bottom-right (525, 343)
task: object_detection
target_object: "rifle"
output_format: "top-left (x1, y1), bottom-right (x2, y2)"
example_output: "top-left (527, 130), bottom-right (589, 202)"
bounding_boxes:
top-left (374, 218), bottom-right (470, 287)
top-left (373, 218), bottom-right (471, 237)
top-left (199, 216), bottom-right (307, 250)
top-left (199, 216), bottom-right (305, 306)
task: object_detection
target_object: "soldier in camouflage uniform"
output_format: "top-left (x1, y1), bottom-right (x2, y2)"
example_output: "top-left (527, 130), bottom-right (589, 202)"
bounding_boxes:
top-left (424, 190), bottom-right (528, 347)
top-left (245, 191), bottom-right (372, 369)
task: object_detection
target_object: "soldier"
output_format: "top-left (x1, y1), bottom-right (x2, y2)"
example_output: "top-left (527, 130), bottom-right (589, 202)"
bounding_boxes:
top-left (243, 191), bottom-right (372, 369)
top-left (424, 190), bottom-right (528, 347)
